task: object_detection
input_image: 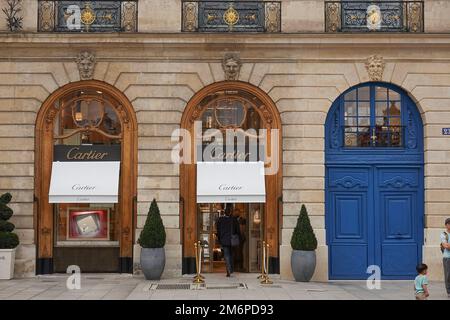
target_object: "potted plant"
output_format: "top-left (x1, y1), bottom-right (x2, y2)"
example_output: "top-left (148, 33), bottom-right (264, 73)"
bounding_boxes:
top-left (290, 204), bottom-right (318, 282)
top-left (0, 193), bottom-right (19, 279)
top-left (138, 199), bottom-right (166, 280)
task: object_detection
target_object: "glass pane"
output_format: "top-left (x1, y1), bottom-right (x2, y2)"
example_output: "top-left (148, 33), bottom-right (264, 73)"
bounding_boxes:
top-left (358, 127), bottom-right (371, 147)
top-left (345, 117), bottom-right (357, 126)
top-left (215, 99), bottom-right (246, 127)
top-left (344, 101), bottom-right (357, 117)
top-left (55, 203), bottom-right (119, 243)
top-left (358, 86), bottom-right (370, 100)
top-left (376, 101), bottom-right (388, 117)
top-left (358, 117), bottom-right (370, 126)
top-left (390, 129), bottom-right (402, 147)
top-left (375, 86), bottom-right (388, 101)
top-left (358, 101), bottom-right (370, 116)
top-left (389, 116), bottom-right (401, 127)
top-left (248, 203), bottom-right (263, 273)
top-left (344, 89), bottom-right (357, 101)
top-left (389, 89), bottom-right (401, 101)
top-left (73, 100), bottom-right (103, 128)
top-left (345, 131), bottom-right (358, 147)
top-left (376, 117), bottom-right (385, 126)
top-left (388, 101), bottom-right (401, 117)
top-left (57, 90), bottom-right (122, 145)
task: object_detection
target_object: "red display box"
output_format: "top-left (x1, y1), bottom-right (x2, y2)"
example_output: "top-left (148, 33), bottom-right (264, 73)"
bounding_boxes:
top-left (67, 209), bottom-right (110, 240)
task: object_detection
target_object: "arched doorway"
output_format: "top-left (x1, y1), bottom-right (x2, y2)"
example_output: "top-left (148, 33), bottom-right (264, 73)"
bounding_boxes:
top-left (35, 80), bottom-right (137, 274)
top-left (180, 81), bottom-right (282, 274)
top-left (325, 82), bottom-right (424, 279)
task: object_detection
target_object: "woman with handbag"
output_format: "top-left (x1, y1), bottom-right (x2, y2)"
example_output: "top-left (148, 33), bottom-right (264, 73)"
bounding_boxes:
top-left (216, 204), bottom-right (240, 277)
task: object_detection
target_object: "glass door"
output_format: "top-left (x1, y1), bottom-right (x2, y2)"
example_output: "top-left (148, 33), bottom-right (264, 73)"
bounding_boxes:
top-left (197, 203), bottom-right (264, 273)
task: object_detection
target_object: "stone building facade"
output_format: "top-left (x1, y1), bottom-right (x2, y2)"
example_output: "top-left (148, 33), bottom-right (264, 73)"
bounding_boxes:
top-left (0, 0), bottom-right (449, 281)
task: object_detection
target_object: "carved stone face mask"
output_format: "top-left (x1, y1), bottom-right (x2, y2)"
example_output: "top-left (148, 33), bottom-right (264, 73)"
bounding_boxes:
top-left (222, 53), bottom-right (242, 81)
top-left (365, 55), bottom-right (385, 81)
top-left (224, 59), bottom-right (240, 80)
top-left (76, 52), bottom-right (96, 80)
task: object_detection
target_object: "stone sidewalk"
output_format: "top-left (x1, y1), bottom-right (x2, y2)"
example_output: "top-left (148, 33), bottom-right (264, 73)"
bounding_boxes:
top-left (0, 273), bottom-right (449, 300)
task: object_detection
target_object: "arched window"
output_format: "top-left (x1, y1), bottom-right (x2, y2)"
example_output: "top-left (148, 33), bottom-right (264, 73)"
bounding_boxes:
top-left (343, 84), bottom-right (402, 147)
top-left (52, 90), bottom-right (122, 245)
top-left (35, 81), bottom-right (137, 274)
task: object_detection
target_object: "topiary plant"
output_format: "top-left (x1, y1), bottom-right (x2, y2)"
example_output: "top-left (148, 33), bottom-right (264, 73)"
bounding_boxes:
top-left (0, 193), bottom-right (19, 249)
top-left (138, 199), bottom-right (166, 248)
top-left (290, 204), bottom-right (317, 251)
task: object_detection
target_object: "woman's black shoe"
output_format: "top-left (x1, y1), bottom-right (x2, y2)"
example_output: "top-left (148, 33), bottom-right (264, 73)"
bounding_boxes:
top-left (226, 272), bottom-right (230, 277)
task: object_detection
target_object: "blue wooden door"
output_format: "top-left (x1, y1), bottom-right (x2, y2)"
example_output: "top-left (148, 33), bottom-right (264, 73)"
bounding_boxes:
top-left (325, 83), bottom-right (424, 280)
top-left (327, 167), bottom-right (373, 279)
top-left (375, 167), bottom-right (422, 278)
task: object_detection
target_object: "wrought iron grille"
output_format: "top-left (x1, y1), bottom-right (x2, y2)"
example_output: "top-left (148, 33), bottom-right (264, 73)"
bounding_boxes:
top-left (325, 1), bottom-right (424, 32)
top-left (38, 1), bottom-right (138, 32)
top-left (182, 1), bottom-right (281, 32)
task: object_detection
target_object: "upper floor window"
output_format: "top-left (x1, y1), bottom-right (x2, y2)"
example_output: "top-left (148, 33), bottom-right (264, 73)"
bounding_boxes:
top-left (182, 1), bottom-right (281, 33)
top-left (38, 0), bottom-right (138, 32)
top-left (325, 1), bottom-right (424, 33)
top-left (343, 84), bottom-right (403, 148)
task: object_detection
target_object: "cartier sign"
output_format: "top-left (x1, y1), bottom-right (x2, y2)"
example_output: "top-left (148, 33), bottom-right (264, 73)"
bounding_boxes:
top-left (54, 145), bottom-right (121, 162)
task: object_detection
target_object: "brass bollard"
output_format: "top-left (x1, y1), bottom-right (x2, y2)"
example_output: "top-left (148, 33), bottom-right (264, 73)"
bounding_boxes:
top-left (193, 241), bottom-right (205, 284)
top-left (260, 242), bottom-right (273, 285)
top-left (257, 240), bottom-right (266, 280)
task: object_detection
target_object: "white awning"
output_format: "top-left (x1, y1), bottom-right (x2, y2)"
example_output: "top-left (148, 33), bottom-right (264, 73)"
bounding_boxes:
top-left (197, 161), bottom-right (266, 203)
top-left (49, 161), bottom-right (120, 203)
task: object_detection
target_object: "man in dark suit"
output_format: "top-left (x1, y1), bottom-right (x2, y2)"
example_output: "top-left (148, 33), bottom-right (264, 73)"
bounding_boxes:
top-left (216, 204), bottom-right (239, 277)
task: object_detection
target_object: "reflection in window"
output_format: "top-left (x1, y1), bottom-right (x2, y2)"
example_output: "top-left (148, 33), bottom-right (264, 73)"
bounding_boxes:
top-left (54, 90), bottom-right (122, 145)
top-left (199, 90), bottom-right (263, 162)
top-left (344, 85), bottom-right (402, 148)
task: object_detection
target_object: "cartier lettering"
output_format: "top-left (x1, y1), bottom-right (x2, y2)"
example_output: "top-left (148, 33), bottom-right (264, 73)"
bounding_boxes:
top-left (219, 184), bottom-right (243, 191)
top-left (212, 151), bottom-right (251, 161)
top-left (66, 147), bottom-right (108, 160)
top-left (72, 184), bottom-right (96, 191)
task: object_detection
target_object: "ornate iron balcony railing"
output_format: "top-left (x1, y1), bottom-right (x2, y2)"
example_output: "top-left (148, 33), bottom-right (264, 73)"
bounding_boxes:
top-left (325, 1), bottom-right (424, 32)
top-left (182, 1), bottom-right (281, 33)
top-left (38, 1), bottom-right (138, 32)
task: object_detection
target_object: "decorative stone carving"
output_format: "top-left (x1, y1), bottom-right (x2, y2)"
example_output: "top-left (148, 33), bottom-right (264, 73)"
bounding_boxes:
top-left (365, 55), bottom-right (385, 81)
top-left (76, 51), bottom-right (96, 80)
top-left (222, 52), bottom-right (242, 81)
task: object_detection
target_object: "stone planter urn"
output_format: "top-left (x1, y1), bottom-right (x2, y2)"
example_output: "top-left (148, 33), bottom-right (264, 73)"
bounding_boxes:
top-left (140, 247), bottom-right (165, 280)
top-left (0, 248), bottom-right (16, 280)
top-left (138, 199), bottom-right (167, 280)
top-left (290, 204), bottom-right (318, 282)
top-left (291, 250), bottom-right (316, 282)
